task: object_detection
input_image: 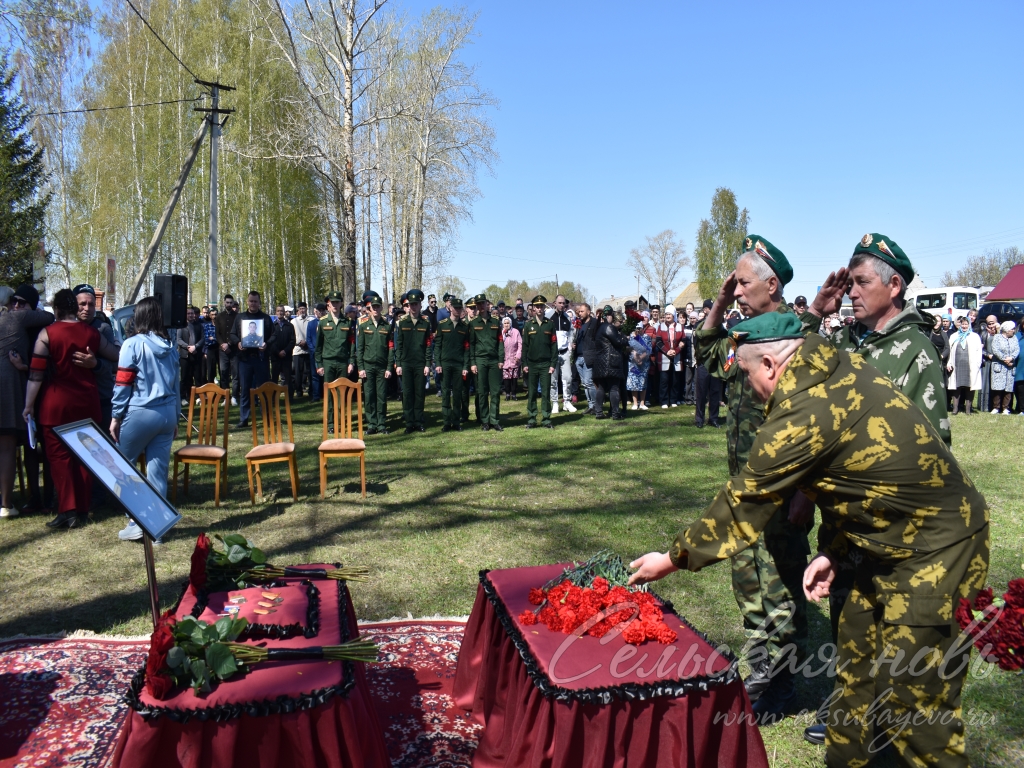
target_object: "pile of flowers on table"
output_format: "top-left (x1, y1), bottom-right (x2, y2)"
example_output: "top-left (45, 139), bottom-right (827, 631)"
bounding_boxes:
top-left (956, 577), bottom-right (1024, 672)
top-left (517, 551), bottom-right (677, 645)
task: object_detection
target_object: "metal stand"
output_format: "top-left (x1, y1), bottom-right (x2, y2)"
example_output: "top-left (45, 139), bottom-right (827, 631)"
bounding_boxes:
top-left (143, 533), bottom-right (160, 628)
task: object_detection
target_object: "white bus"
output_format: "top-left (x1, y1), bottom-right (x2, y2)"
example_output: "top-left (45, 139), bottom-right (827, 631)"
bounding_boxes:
top-left (905, 286), bottom-right (982, 321)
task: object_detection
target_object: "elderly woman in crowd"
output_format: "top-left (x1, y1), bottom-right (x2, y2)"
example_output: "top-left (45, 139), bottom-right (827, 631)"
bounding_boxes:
top-left (0, 285), bottom-right (55, 519)
top-left (946, 314), bottom-right (983, 415)
top-left (500, 315), bottom-right (522, 400)
top-left (627, 319), bottom-right (652, 411)
top-left (929, 313), bottom-right (951, 401)
top-left (988, 320), bottom-right (1019, 414)
top-left (22, 289), bottom-right (119, 529)
top-left (592, 306), bottom-right (627, 420)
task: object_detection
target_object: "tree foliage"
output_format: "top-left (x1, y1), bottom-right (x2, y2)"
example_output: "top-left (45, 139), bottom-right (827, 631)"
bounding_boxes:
top-left (940, 247), bottom-right (1024, 287)
top-left (627, 229), bottom-right (689, 307)
top-left (0, 55), bottom-right (48, 285)
top-left (469, 278), bottom-right (591, 308)
top-left (694, 187), bottom-right (749, 300)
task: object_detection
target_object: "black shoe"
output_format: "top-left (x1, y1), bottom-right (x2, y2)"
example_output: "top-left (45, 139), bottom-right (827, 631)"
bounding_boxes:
top-left (803, 723), bottom-right (826, 746)
top-left (695, 422), bottom-right (705, 429)
top-left (328, 425), bottom-right (335, 434)
top-left (441, 425), bottom-right (452, 432)
top-left (709, 422), bottom-right (720, 428)
top-left (66, 514), bottom-right (89, 529)
top-left (455, 424), bottom-right (463, 431)
top-left (236, 421), bottom-right (249, 429)
top-left (404, 427), bottom-right (415, 434)
top-left (491, 423), bottom-right (503, 432)
top-left (378, 427), bottom-right (389, 435)
top-left (611, 413), bottom-right (624, 421)
top-left (751, 672), bottom-right (796, 726)
top-left (365, 426), bottom-right (377, 435)
top-left (525, 422), bottom-right (535, 429)
top-left (417, 425), bottom-right (426, 432)
top-left (594, 413), bottom-right (607, 420)
top-left (46, 511), bottom-right (74, 528)
top-left (543, 421), bottom-right (553, 429)
top-left (743, 650), bottom-right (772, 702)
top-left (481, 424), bottom-right (490, 432)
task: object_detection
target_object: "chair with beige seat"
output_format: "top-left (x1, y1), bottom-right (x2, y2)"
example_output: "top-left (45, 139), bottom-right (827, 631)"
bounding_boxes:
top-left (246, 382), bottom-right (299, 503)
top-left (319, 378), bottom-right (366, 498)
top-left (172, 383), bottom-right (229, 506)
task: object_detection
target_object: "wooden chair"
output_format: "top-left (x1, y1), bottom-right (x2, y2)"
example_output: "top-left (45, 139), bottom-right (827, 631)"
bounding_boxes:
top-left (319, 378), bottom-right (366, 498)
top-left (246, 382), bottom-right (298, 503)
top-left (173, 384), bottom-right (229, 506)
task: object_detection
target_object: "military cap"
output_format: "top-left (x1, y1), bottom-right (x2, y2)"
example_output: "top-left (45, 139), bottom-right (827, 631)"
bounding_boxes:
top-left (624, 299), bottom-right (637, 308)
top-left (72, 283), bottom-right (96, 297)
top-left (442, 292), bottom-right (452, 302)
top-left (465, 295), bottom-right (477, 308)
top-left (743, 234), bottom-right (793, 286)
top-left (361, 290), bottom-right (375, 303)
top-left (406, 288), bottom-right (425, 303)
top-left (853, 233), bottom-right (915, 284)
top-left (326, 290), bottom-right (343, 302)
top-left (363, 291), bottom-right (383, 306)
top-left (702, 299), bottom-right (715, 310)
top-left (450, 297), bottom-right (464, 309)
top-left (497, 301), bottom-right (506, 307)
top-left (530, 294), bottom-right (548, 306)
top-left (428, 294), bottom-right (436, 300)
top-left (650, 304), bottom-right (660, 310)
top-left (601, 305), bottom-right (615, 316)
top-left (473, 293), bottom-right (488, 305)
top-left (729, 312), bottom-right (804, 345)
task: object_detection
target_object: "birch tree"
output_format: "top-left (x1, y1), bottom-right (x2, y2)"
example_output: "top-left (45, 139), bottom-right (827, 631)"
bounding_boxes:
top-left (694, 187), bottom-right (749, 299)
top-left (627, 229), bottom-right (689, 307)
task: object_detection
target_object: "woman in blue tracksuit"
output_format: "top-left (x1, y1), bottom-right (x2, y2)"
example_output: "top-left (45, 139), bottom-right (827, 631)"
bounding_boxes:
top-left (110, 297), bottom-right (180, 542)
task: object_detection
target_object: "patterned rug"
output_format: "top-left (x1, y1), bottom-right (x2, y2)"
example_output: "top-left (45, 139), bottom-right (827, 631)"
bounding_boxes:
top-left (0, 621), bottom-right (477, 768)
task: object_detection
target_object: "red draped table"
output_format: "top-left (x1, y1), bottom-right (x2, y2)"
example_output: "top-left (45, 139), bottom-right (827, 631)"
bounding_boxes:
top-left (110, 565), bottom-right (389, 768)
top-left (453, 565), bottom-right (768, 768)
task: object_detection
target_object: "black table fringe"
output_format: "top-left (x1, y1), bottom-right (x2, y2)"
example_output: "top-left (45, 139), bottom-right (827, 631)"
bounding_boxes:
top-left (126, 569), bottom-right (356, 722)
top-left (478, 569), bottom-right (739, 705)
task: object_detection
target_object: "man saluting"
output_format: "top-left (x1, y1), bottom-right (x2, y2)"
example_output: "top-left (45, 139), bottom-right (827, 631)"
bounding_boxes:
top-left (629, 312), bottom-right (989, 768)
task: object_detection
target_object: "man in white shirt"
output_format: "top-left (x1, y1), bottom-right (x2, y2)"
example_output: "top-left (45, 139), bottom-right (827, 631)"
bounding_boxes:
top-left (548, 294), bottom-right (577, 413)
top-left (291, 302), bottom-right (312, 399)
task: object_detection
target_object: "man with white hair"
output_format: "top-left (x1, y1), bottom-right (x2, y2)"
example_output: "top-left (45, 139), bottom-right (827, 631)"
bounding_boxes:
top-left (694, 235), bottom-right (815, 719)
top-left (629, 311), bottom-right (989, 768)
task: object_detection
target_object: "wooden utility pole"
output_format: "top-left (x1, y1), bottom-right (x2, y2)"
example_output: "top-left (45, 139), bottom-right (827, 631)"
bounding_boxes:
top-left (195, 79), bottom-right (235, 308)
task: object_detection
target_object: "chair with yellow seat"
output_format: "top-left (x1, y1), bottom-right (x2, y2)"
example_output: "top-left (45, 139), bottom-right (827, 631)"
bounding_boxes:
top-left (319, 378), bottom-right (366, 498)
top-left (172, 383), bottom-right (229, 506)
top-left (246, 382), bottom-right (298, 503)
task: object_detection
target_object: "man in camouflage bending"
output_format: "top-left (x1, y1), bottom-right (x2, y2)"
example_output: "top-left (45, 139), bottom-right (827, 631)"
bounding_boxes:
top-left (630, 312), bottom-right (989, 768)
top-left (695, 235), bottom-right (816, 718)
top-left (798, 232), bottom-right (952, 745)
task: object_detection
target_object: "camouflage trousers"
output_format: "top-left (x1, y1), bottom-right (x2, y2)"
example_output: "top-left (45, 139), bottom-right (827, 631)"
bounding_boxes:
top-left (730, 502), bottom-right (811, 659)
top-left (825, 526), bottom-right (989, 768)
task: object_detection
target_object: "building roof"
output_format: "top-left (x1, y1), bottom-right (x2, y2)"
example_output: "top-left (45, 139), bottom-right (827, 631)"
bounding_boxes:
top-left (985, 264), bottom-right (1024, 301)
top-left (595, 294), bottom-right (650, 311)
top-left (671, 282), bottom-right (704, 310)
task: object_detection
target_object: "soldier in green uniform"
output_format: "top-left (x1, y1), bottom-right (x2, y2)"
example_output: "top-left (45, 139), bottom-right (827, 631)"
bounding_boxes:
top-left (694, 235), bottom-right (816, 715)
top-left (521, 295), bottom-right (558, 428)
top-left (433, 297), bottom-right (470, 431)
top-left (355, 291), bottom-right (393, 435)
top-left (629, 312), bottom-right (989, 768)
top-left (799, 233), bottom-right (952, 745)
top-left (315, 290), bottom-right (355, 432)
top-left (468, 293), bottom-right (504, 431)
top-left (394, 288), bottom-right (432, 433)
top-left (463, 295), bottom-right (478, 423)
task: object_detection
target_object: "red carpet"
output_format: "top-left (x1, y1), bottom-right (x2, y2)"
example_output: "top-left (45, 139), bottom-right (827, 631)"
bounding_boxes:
top-left (0, 621), bottom-right (476, 768)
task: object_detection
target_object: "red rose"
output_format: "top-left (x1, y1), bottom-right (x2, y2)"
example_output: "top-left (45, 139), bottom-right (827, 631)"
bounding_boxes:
top-left (519, 610), bottom-right (538, 626)
top-left (189, 533), bottom-right (212, 592)
top-left (144, 617), bottom-right (177, 700)
top-left (528, 588), bottom-right (546, 606)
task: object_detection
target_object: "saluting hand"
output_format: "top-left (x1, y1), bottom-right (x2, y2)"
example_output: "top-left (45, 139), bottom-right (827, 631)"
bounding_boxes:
top-left (810, 268), bottom-right (850, 317)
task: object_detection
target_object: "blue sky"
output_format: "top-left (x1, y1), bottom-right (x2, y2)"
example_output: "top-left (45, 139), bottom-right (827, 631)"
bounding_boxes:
top-left (398, 0), bottom-right (1024, 304)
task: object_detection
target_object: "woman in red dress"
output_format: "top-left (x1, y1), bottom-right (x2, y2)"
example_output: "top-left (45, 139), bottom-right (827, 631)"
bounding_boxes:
top-left (22, 289), bottom-right (119, 528)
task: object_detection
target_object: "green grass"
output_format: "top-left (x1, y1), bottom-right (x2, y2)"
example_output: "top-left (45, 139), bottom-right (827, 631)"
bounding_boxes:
top-left (0, 395), bottom-right (1021, 766)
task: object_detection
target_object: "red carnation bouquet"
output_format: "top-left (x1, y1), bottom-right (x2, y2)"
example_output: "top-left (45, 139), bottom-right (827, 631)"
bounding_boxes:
top-left (517, 552), bottom-right (677, 645)
top-left (956, 578), bottom-right (1024, 672)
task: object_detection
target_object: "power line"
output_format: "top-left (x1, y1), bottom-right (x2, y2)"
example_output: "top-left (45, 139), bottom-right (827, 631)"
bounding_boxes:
top-left (123, 0), bottom-right (200, 81)
top-left (31, 96), bottom-right (201, 118)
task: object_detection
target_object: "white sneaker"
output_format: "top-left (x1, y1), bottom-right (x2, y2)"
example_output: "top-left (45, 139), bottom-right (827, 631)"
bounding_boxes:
top-left (552, 402), bottom-right (559, 414)
top-left (662, 404), bottom-right (669, 409)
top-left (671, 403), bottom-right (678, 408)
top-left (231, 397), bottom-right (238, 406)
top-left (639, 403), bottom-right (648, 410)
top-left (631, 403), bottom-right (638, 411)
top-left (181, 399), bottom-right (189, 407)
top-left (990, 409), bottom-right (999, 414)
top-left (118, 521), bottom-right (144, 541)
top-left (0, 507), bottom-right (17, 518)
top-left (563, 401), bottom-right (577, 413)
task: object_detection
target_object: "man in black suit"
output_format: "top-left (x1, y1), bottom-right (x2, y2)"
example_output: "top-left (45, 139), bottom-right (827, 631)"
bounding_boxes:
top-left (177, 306), bottom-right (206, 404)
top-left (268, 304), bottom-right (296, 396)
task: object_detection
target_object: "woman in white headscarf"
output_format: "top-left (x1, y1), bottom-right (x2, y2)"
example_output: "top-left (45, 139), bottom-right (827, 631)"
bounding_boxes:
top-left (988, 320), bottom-right (1019, 414)
top-left (946, 315), bottom-right (983, 414)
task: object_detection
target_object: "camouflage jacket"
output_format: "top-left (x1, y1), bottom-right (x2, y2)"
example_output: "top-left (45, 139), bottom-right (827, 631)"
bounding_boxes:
top-left (672, 335), bottom-right (989, 586)
top-left (805, 304), bottom-right (951, 445)
top-left (694, 303), bottom-right (817, 475)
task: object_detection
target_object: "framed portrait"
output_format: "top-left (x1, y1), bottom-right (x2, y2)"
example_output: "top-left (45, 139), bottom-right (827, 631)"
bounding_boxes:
top-left (240, 318), bottom-right (264, 349)
top-left (53, 419), bottom-right (182, 541)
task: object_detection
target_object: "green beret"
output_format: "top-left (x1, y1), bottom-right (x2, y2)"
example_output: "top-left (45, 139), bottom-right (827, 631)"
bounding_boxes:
top-left (530, 294), bottom-right (548, 306)
top-left (442, 292), bottom-right (451, 302)
top-left (450, 297), bottom-right (463, 309)
top-left (406, 288), bottom-right (425, 303)
top-left (729, 312), bottom-right (804, 345)
top-left (743, 234), bottom-right (793, 286)
top-left (363, 291), bottom-right (382, 306)
top-left (602, 305), bottom-right (615, 316)
top-left (326, 290), bottom-right (343, 301)
top-left (852, 233), bottom-right (915, 284)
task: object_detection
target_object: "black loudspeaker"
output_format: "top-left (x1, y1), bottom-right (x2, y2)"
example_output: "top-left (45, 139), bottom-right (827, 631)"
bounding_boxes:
top-left (153, 273), bottom-right (188, 329)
